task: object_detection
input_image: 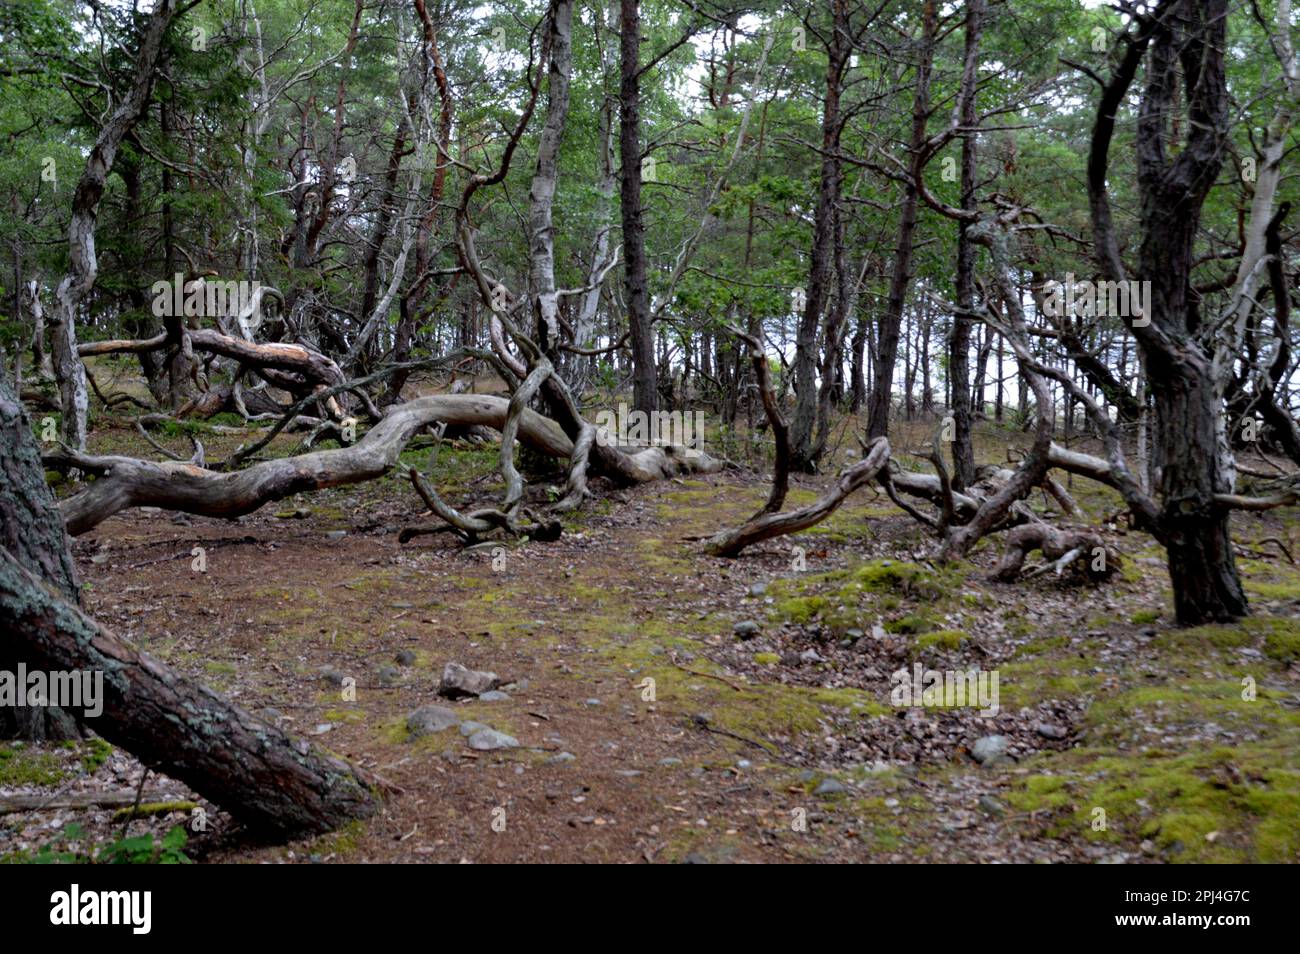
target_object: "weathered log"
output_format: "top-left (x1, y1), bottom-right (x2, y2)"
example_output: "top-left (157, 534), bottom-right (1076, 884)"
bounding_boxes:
top-left (704, 438), bottom-right (891, 557)
top-left (53, 394), bottom-right (721, 535)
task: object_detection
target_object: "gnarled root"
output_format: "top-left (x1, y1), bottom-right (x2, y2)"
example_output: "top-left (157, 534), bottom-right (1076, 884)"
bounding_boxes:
top-left (990, 523), bottom-right (1120, 583)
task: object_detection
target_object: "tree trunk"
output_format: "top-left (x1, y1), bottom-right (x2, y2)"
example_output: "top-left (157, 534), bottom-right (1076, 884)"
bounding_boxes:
top-left (0, 369), bottom-right (81, 740)
top-left (867, 0), bottom-right (934, 440)
top-left (619, 0), bottom-right (657, 415)
top-left (946, 0), bottom-right (982, 491)
top-left (790, 0), bottom-right (847, 471)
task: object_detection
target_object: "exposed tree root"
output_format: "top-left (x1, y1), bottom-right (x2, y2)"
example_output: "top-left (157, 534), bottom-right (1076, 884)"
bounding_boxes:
top-left (989, 523), bottom-right (1120, 583)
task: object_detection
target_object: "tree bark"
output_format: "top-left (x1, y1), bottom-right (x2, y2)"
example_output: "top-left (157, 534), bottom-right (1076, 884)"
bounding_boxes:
top-left (619, 0), bottom-right (657, 415)
top-left (51, 0), bottom-right (178, 451)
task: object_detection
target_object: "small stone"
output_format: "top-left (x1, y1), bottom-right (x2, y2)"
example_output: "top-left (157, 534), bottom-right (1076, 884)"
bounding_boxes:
top-left (407, 705), bottom-right (460, 737)
top-left (736, 759), bottom-right (752, 770)
top-left (467, 728), bottom-right (519, 751)
top-left (546, 751), bottom-right (576, 764)
top-left (658, 757), bottom-right (683, 767)
top-left (478, 690), bottom-right (510, 702)
top-left (845, 628), bottom-right (864, 640)
top-left (1036, 723), bottom-right (1068, 740)
top-left (732, 620), bottom-right (760, 640)
top-left (377, 664), bottom-right (401, 685)
top-left (459, 720), bottom-right (490, 737)
top-left (395, 650), bottom-right (417, 666)
top-left (978, 795), bottom-right (1006, 817)
top-left (884, 797), bottom-right (900, 809)
top-left (583, 698), bottom-right (601, 706)
top-left (325, 530), bottom-right (347, 539)
top-left (971, 735), bottom-right (1010, 765)
top-left (438, 662), bottom-right (501, 698)
top-left (319, 666), bottom-right (347, 687)
top-left (748, 583), bottom-right (767, 597)
top-left (799, 648), bottom-right (824, 664)
top-left (814, 778), bottom-right (848, 796)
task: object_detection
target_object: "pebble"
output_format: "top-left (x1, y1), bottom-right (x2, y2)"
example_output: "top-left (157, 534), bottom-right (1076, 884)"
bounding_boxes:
top-left (478, 690), bottom-right (510, 702)
top-left (467, 728), bottom-right (519, 751)
top-left (438, 662), bottom-right (501, 698)
top-left (407, 705), bottom-right (460, 737)
top-left (972, 735), bottom-right (1009, 765)
top-left (732, 620), bottom-right (760, 640)
top-left (814, 778), bottom-right (848, 796)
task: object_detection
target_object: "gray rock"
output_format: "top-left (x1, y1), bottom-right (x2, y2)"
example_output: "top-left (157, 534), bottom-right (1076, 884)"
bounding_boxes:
top-left (978, 795), bottom-right (1006, 817)
top-left (478, 690), bottom-right (510, 702)
top-left (748, 583), bottom-right (768, 597)
top-left (1035, 723), bottom-right (1068, 740)
top-left (394, 650), bottom-right (417, 666)
top-left (325, 530), bottom-right (348, 539)
top-left (467, 728), bottom-right (519, 751)
top-left (546, 751), bottom-right (576, 764)
top-left (814, 777), bottom-right (848, 796)
top-left (583, 697), bottom-right (601, 706)
top-left (407, 705), bottom-right (460, 738)
top-left (972, 734), bottom-right (1009, 765)
top-left (459, 720), bottom-right (490, 737)
top-left (733, 620), bottom-right (761, 640)
top-left (658, 757), bottom-right (683, 767)
top-left (377, 664), bottom-right (401, 686)
top-left (438, 661), bottom-right (501, 698)
top-left (319, 666), bottom-right (347, 687)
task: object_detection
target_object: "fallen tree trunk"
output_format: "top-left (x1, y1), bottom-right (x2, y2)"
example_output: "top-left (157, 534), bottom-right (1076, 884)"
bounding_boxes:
top-left (53, 393), bottom-right (720, 535)
top-left (0, 545), bottom-right (381, 836)
top-left (704, 438), bottom-right (891, 557)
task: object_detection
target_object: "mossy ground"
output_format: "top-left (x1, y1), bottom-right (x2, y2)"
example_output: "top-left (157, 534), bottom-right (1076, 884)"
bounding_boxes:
top-left (9, 406), bottom-right (1298, 862)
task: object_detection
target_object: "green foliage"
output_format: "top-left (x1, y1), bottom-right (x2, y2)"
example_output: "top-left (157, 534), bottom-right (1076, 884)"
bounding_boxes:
top-left (23, 823), bottom-right (192, 865)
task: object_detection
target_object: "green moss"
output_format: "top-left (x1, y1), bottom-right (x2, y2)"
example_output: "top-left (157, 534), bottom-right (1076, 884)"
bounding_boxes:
top-left (80, 738), bottom-right (113, 774)
top-left (885, 614), bottom-right (934, 635)
top-left (1008, 746), bottom-right (1300, 862)
top-left (915, 629), bottom-right (968, 651)
top-left (1129, 609), bottom-right (1161, 625)
top-left (0, 744), bottom-right (68, 786)
top-left (773, 595), bottom-right (826, 624)
top-left (314, 819), bottom-right (368, 859)
top-left (754, 652), bottom-right (780, 665)
top-left (1262, 622), bottom-right (1300, 664)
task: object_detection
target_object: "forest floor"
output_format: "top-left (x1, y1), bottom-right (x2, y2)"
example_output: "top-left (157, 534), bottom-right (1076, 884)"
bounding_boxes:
top-left (3, 395), bottom-right (1300, 863)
